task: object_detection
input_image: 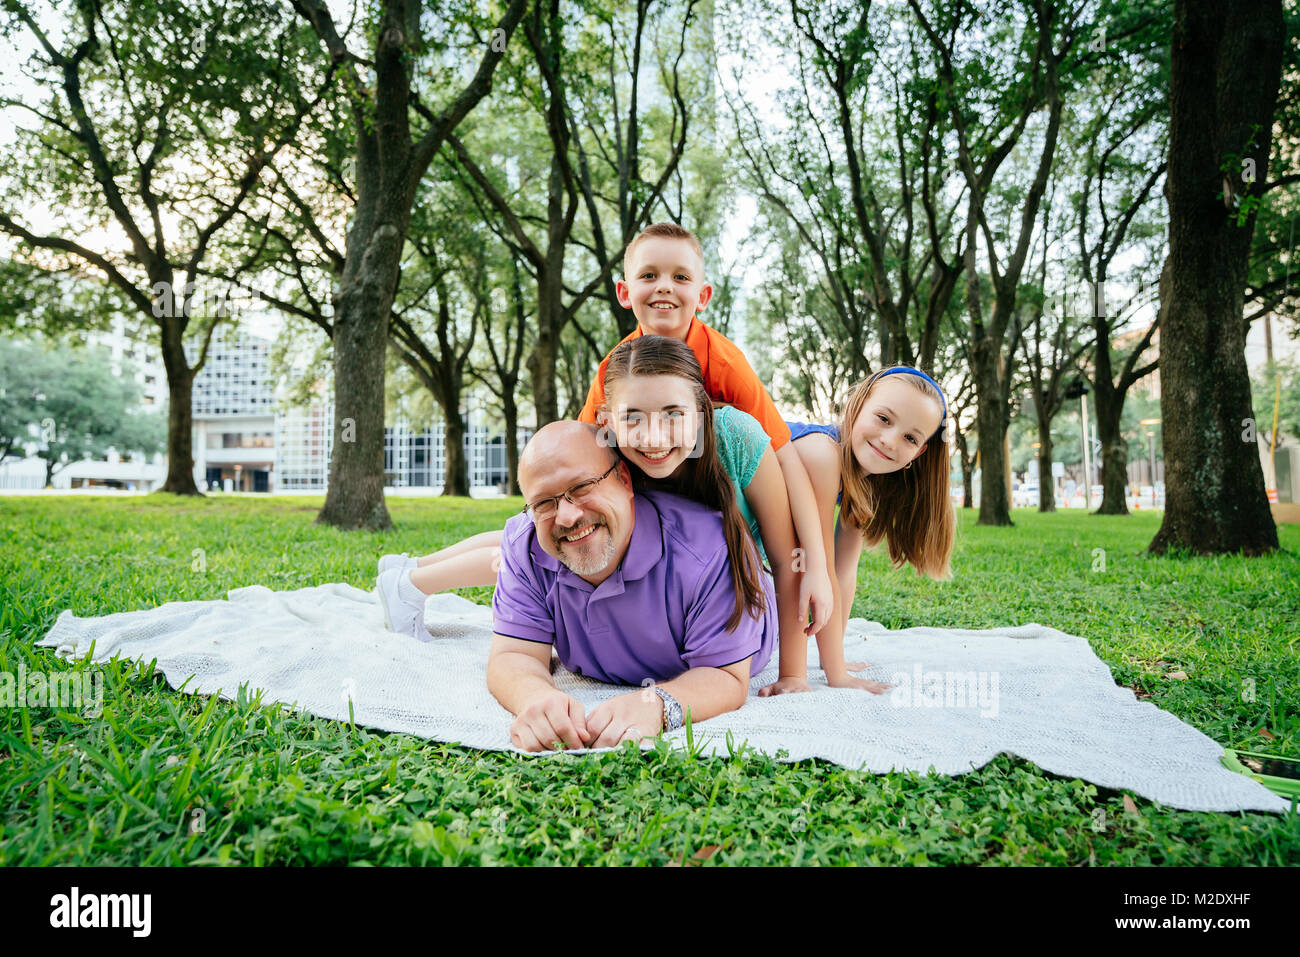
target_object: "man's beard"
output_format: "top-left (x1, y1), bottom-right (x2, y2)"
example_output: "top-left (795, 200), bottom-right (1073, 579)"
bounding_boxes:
top-left (554, 521), bottom-right (616, 576)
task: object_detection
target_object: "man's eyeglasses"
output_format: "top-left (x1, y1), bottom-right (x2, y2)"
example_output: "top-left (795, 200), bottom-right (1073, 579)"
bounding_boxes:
top-left (522, 461), bottom-right (620, 521)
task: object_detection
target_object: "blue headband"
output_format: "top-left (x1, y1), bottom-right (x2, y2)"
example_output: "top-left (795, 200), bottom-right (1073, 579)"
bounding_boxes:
top-left (873, 366), bottom-right (947, 440)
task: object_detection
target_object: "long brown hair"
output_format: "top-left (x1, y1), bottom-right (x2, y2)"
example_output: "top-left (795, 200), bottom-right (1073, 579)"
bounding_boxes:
top-left (837, 366), bottom-right (956, 580)
top-left (602, 334), bottom-right (767, 631)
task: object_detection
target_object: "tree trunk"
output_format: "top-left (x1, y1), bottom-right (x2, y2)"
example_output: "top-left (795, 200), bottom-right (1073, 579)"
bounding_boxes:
top-left (434, 352), bottom-right (470, 497)
top-left (529, 242), bottom-right (565, 428)
top-left (1095, 397), bottom-right (1130, 515)
top-left (1092, 304), bottom-right (1130, 515)
top-left (955, 428), bottom-right (974, 508)
top-left (973, 358), bottom-right (1012, 526)
top-left (1148, 0), bottom-right (1282, 556)
top-left (158, 321), bottom-right (200, 496)
top-left (302, 0), bottom-right (525, 530)
top-left (527, 153), bottom-right (569, 428)
top-left (1036, 428), bottom-right (1056, 513)
top-left (502, 390), bottom-right (521, 496)
top-left (442, 404), bottom-right (468, 497)
top-left (527, 330), bottom-right (559, 429)
top-left (879, 315), bottom-right (895, 368)
top-left (316, 221), bottom-right (401, 531)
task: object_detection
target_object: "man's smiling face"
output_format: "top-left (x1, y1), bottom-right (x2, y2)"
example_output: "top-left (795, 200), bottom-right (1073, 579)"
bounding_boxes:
top-left (616, 236), bottom-right (713, 339)
top-left (518, 423), bottom-right (636, 586)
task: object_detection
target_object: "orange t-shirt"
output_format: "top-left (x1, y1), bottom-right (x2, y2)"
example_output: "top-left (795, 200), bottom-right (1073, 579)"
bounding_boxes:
top-left (577, 317), bottom-right (791, 450)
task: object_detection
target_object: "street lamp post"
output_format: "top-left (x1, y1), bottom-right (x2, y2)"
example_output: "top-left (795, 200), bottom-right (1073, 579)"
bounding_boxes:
top-left (1139, 417), bottom-right (1161, 491)
top-left (1064, 379), bottom-right (1091, 508)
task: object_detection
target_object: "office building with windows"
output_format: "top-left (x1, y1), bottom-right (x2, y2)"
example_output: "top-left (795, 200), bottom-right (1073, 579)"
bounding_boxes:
top-left (191, 332), bottom-right (278, 492)
top-left (190, 331), bottom-right (523, 494)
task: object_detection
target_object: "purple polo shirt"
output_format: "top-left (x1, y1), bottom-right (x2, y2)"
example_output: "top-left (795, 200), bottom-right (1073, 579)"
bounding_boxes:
top-left (491, 488), bottom-right (777, 686)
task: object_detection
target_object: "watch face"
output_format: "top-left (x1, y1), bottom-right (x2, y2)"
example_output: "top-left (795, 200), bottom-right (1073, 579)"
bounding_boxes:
top-left (654, 687), bottom-right (682, 730)
top-left (667, 699), bottom-right (683, 730)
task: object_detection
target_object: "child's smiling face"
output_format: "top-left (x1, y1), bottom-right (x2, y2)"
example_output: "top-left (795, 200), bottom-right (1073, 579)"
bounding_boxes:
top-left (616, 237), bottom-right (713, 339)
top-left (848, 377), bottom-right (943, 476)
top-left (600, 373), bottom-right (702, 481)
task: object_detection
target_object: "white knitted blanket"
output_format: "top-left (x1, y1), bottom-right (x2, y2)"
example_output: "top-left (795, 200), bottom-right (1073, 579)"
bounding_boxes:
top-left (36, 583), bottom-right (1288, 814)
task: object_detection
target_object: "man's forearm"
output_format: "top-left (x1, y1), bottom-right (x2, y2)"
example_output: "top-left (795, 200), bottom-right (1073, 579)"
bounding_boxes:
top-left (486, 648), bottom-right (557, 716)
top-left (655, 664), bottom-right (750, 725)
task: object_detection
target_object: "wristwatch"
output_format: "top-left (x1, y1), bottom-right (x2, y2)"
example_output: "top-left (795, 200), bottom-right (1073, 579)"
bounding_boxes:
top-left (652, 685), bottom-right (684, 732)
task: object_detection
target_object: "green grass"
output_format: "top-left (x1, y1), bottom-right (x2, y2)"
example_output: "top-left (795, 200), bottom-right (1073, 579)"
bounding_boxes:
top-left (1, 493), bottom-right (1298, 865)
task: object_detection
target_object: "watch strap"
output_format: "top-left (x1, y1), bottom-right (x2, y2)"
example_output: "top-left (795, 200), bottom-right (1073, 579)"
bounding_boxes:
top-left (652, 685), bottom-right (684, 732)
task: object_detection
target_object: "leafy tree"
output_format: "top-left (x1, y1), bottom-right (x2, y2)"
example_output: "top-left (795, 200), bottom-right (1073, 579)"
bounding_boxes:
top-left (1241, 2), bottom-right (1300, 330)
top-left (203, 2), bottom-right (531, 502)
top-left (468, 248), bottom-right (533, 495)
top-left (446, 0), bottom-right (704, 427)
top-left (1017, 192), bottom-right (1094, 512)
top-left (0, 335), bottom-right (43, 462)
top-left (385, 189), bottom-right (488, 497)
top-left (287, 0), bottom-right (527, 529)
top-left (0, 0), bottom-right (329, 494)
top-left (0, 337), bottom-right (164, 485)
top-left (723, 0), bottom-right (966, 377)
top-left (1068, 0), bottom-right (1169, 514)
top-left (910, 0), bottom-right (1095, 527)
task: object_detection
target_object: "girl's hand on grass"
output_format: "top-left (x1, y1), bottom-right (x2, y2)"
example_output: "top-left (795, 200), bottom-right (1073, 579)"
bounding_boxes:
top-left (825, 674), bottom-right (892, 694)
top-left (758, 676), bottom-right (814, 697)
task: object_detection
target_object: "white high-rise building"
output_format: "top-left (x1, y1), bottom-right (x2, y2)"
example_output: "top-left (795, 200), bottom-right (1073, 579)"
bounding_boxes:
top-left (191, 331), bottom-right (277, 492)
top-left (276, 399), bottom-right (333, 491)
top-left (191, 330), bottom-right (521, 494)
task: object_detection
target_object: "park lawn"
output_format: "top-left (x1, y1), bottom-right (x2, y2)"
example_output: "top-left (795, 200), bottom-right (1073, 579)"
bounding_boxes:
top-left (1, 493), bottom-right (1297, 866)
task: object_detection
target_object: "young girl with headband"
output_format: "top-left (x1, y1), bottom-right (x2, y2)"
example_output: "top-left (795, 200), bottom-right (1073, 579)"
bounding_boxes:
top-left (759, 366), bottom-right (957, 697)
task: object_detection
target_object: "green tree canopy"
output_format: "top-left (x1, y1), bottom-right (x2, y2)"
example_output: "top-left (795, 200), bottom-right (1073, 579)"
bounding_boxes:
top-left (0, 337), bottom-right (165, 484)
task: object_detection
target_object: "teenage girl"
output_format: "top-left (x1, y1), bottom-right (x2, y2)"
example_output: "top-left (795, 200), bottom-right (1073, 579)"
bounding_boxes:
top-left (596, 335), bottom-right (874, 690)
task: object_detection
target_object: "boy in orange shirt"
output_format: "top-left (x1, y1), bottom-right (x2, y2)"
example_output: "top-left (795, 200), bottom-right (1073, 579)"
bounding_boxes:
top-left (579, 227), bottom-right (791, 448)
top-left (578, 222), bottom-right (832, 638)
top-left (376, 223), bottom-right (833, 644)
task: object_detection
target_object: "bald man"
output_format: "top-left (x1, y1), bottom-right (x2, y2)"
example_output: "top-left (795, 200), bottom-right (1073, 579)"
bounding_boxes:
top-left (486, 421), bottom-right (777, 752)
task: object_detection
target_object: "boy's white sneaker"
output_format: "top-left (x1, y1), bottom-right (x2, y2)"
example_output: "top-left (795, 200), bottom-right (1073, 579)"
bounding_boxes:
top-left (375, 568), bottom-right (430, 641)
top-left (378, 553), bottom-right (417, 576)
